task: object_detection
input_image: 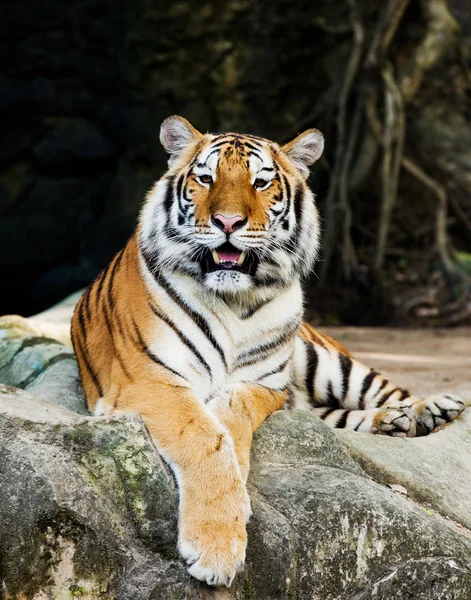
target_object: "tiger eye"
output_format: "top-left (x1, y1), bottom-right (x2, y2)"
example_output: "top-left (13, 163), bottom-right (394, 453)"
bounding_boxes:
top-left (199, 174), bottom-right (213, 184)
top-left (254, 178), bottom-right (269, 189)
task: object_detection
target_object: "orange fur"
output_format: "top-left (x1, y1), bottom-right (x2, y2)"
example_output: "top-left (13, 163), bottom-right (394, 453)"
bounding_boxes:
top-left (299, 322), bottom-right (352, 357)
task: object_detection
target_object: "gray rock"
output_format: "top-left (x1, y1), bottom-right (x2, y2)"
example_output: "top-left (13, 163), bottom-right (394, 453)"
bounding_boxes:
top-left (0, 336), bottom-right (88, 414)
top-left (337, 411), bottom-right (471, 530)
top-left (246, 412), bottom-right (471, 600)
top-left (1, 366), bottom-right (471, 599)
top-left (0, 386), bottom-right (186, 599)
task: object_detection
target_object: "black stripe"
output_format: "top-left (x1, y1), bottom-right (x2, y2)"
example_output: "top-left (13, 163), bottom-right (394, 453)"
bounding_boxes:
top-left (163, 176), bottom-right (175, 215)
top-left (141, 246), bottom-right (161, 276)
top-left (107, 249), bottom-right (124, 310)
top-left (104, 249), bottom-right (133, 380)
top-left (256, 356), bottom-right (292, 382)
top-left (176, 174), bottom-right (187, 217)
top-left (201, 148), bottom-right (220, 164)
top-left (205, 140), bottom-right (231, 150)
top-left (248, 150), bottom-right (263, 161)
top-left (326, 382), bottom-right (340, 408)
top-left (113, 308), bottom-right (128, 340)
top-left (339, 354), bottom-right (353, 401)
top-left (176, 174), bottom-right (184, 201)
top-left (256, 274), bottom-right (286, 287)
top-left (100, 300), bottom-right (133, 382)
top-left (104, 311), bottom-right (133, 381)
top-left (278, 174), bottom-right (291, 223)
top-left (377, 388), bottom-right (398, 407)
top-left (374, 378), bottom-right (389, 397)
top-left (132, 319), bottom-right (186, 381)
top-left (240, 298), bottom-right (271, 319)
top-left (354, 417), bottom-right (365, 432)
top-left (270, 206), bottom-right (285, 217)
top-left (398, 388), bottom-right (410, 402)
top-left (320, 407), bottom-right (339, 421)
top-left (77, 297), bottom-right (89, 344)
top-left (158, 275), bottom-right (228, 370)
top-left (95, 262), bottom-right (112, 308)
top-left (304, 341), bottom-right (319, 403)
top-left (82, 285), bottom-right (93, 322)
top-left (293, 187), bottom-right (303, 243)
top-left (359, 370), bottom-right (378, 410)
top-left (335, 410), bottom-right (349, 429)
top-left (75, 339), bottom-right (103, 397)
top-left (149, 301), bottom-right (212, 378)
top-left (236, 320), bottom-right (299, 368)
top-left (244, 141), bottom-right (264, 152)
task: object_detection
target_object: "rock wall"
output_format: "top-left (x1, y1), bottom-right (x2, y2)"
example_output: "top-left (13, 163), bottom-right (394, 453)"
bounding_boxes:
top-left (2, 0), bottom-right (360, 316)
top-left (4, 0), bottom-right (471, 321)
top-left (1, 333), bottom-right (471, 598)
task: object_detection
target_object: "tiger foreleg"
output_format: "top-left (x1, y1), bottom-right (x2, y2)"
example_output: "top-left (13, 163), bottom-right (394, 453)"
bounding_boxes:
top-left (100, 378), bottom-right (250, 587)
top-left (300, 340), bottom-right (465, 436)
top-left (207, 382), bottom-right (287, 483)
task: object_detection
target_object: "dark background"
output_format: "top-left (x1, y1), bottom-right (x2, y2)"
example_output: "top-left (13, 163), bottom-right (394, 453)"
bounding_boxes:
top-left (1, 0), bottom-right (471, 325)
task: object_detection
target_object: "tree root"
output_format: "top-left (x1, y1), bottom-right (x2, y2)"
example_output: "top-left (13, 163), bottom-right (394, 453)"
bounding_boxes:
top-left (320, 0), bottom-right (364, 283)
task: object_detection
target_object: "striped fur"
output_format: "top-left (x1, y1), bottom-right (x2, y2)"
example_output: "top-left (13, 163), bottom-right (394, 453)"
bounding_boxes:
top-left (71, 116), bottom-right (465, 587)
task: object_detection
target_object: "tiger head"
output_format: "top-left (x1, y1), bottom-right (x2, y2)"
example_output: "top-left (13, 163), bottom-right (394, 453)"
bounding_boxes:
top-left (140, 116), bottom-right (323, 297)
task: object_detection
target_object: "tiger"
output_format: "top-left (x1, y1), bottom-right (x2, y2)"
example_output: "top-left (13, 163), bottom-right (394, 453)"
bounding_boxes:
top-left (64, 116), bottom-right (465, 587)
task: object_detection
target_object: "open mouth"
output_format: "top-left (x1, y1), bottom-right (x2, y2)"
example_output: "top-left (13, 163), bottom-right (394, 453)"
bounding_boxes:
top-left (201, 242), bottom-right (257, 276)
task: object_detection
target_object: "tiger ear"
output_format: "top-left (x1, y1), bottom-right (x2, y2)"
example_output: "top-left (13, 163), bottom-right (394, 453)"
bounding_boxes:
top-left (160, 115), bottom-right (203, 160)
top-left (281, 129), bottom-right (324, 179)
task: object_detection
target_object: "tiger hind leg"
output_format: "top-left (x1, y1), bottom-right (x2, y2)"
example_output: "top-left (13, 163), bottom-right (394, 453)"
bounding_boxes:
top-left (312, 393), bottom-right (465, 437)
top-left (294, 332), bottom-right (466, 437)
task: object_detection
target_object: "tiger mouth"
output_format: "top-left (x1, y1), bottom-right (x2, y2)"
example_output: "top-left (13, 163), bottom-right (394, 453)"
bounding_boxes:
top-left (201, 242), bottom-right (257, 275)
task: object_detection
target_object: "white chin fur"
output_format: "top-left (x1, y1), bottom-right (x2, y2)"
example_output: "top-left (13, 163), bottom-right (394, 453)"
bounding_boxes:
top-left (204, 270), bottom-right (253, 294)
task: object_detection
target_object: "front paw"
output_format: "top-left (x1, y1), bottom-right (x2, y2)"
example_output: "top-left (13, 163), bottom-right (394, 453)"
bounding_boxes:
top-left (179, 520), bottom-right (247, 587)
top-left (179, 479), bottom-right (251, 586)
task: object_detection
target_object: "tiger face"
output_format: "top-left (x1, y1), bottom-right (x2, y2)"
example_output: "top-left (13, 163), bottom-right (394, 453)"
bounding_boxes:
top-left (140, 116), bottom-right (323, 296)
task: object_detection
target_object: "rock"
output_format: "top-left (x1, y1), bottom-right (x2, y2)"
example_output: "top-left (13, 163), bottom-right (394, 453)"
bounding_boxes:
top-left (0, 386), bottom-right (185, 599)
top-left (337, 410), bottom-right (471, 530)
top-left (247, 412), bottom-right (471, 600)
top-left (0, 339), bottom-right (471, 599)
top-left (0, 336), bottom-right (87, 414)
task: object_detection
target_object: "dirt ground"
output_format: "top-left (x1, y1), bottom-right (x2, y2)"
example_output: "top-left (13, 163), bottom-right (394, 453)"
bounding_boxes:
top-left (322, 327), bottom-right (471, 405)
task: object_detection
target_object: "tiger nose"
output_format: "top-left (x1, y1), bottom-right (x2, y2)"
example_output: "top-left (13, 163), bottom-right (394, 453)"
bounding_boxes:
top-left (211, 214), bottom-right (247, 234)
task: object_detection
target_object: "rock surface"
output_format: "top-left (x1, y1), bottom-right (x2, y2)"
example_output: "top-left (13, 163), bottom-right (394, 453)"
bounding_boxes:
top-left (1, 329), bottom-right (471, 598)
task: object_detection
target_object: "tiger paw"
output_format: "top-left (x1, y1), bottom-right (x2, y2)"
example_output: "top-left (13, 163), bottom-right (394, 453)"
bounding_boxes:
top-left (412, 393), bottom-right (465, 434)
top-left (178, 474), bottom-right (250, 586)
top-left (373, 407), bottom-right (418, 437)
top-left (179, 519), bottom-right (247, 587)
top-left (373, 393), bottom-right (465, 437)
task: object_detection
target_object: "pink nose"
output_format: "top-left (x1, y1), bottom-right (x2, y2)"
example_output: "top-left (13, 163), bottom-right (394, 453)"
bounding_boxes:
top-left (211, 214), bottom-right (247, 234)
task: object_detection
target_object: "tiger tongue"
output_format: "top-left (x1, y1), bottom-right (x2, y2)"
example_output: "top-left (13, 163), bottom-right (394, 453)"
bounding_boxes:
top-left (216, 248), bottom-right (241, 262)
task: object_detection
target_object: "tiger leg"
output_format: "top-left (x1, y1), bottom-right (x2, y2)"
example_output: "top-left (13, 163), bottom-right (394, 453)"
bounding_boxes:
top-left (98, 378), bottom-right (251, 587)
top-left (294, 337), bottom-right (465, 436)
top-left (207, 383), bottom-right (287, 483)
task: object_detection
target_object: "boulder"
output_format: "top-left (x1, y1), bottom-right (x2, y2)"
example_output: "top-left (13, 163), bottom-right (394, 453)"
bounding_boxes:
top-left (0, 335), bottom-right (471, 599)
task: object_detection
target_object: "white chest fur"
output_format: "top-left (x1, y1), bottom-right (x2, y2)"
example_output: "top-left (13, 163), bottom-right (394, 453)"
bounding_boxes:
top-left (141, 262), bottom-right (303, 402)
